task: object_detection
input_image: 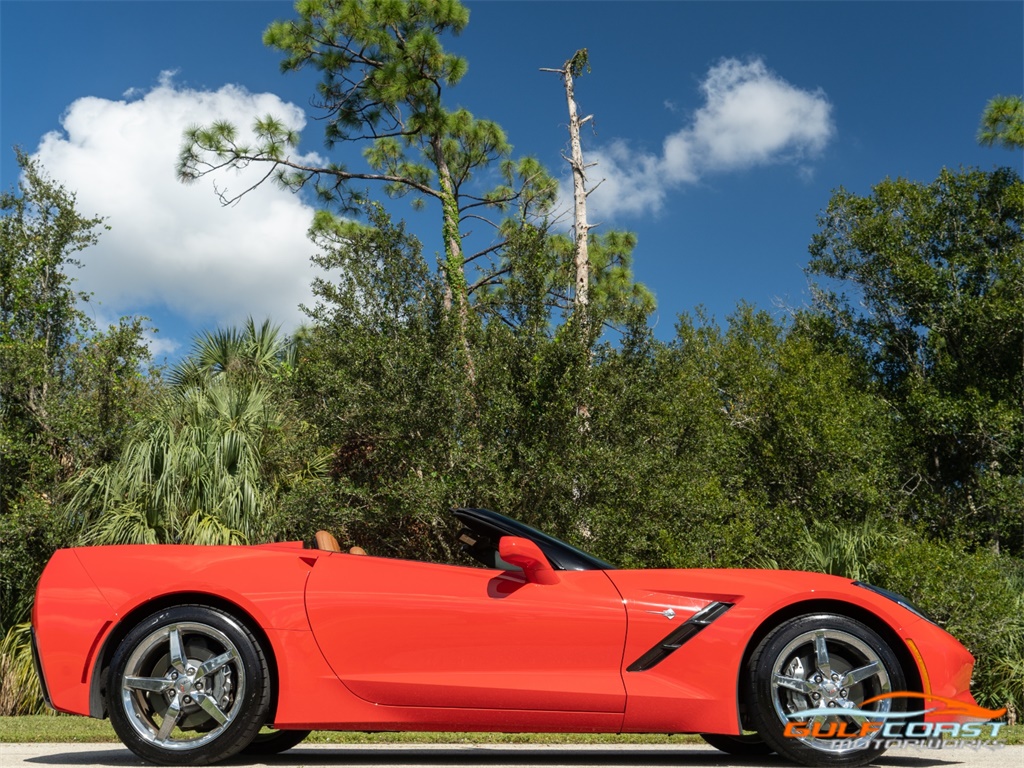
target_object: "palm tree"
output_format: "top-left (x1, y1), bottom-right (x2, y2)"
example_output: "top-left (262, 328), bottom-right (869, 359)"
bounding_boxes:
top-left (169, 318), bottom-right (295, 387)
top-left (65, 319), bottom-right (324, 546)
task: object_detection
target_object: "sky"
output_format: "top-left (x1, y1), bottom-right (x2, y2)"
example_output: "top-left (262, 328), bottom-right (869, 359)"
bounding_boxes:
top-left (2, 0), bottom-right (1022, 362)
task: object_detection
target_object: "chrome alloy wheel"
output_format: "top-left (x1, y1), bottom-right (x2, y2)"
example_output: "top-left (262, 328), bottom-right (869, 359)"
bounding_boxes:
top-left (770, 627), bottom-right (892, 755)
top-left (120, 621), bottom-right (245, 751)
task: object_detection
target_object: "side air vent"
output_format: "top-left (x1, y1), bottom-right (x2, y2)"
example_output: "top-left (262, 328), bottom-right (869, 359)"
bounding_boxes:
top-left (627, 601), bottom-right (733, 672)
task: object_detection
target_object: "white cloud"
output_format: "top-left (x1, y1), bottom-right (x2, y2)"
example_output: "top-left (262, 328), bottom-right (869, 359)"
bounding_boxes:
top-left (581, 141), bottom-right (668, 219)
top-left (579, 58), bottom-right (834, 221)
top-left (33, 71), bottom-right (324, 346)
top-left (688, 58), bottom-right (833, 172)
top-left (142, 331), bottom-right (182, 361)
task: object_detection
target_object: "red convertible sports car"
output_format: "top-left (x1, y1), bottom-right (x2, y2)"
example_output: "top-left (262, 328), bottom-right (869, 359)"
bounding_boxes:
top-left (33, 508), bottom-right (986, 767)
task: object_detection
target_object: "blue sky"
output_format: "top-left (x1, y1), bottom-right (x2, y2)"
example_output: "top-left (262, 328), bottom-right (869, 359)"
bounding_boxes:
top-left (2, 1), bottom-right (1021, 361)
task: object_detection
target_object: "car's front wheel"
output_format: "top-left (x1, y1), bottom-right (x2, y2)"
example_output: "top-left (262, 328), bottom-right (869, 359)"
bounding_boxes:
top-left (107, 605), bottom-right (271, 765)
top-left (746, 613), bottom-right (906, 767)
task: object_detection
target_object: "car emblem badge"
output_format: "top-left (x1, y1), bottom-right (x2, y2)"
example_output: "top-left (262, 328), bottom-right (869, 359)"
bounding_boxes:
top-left (647, 608), bottom-right (676, 620)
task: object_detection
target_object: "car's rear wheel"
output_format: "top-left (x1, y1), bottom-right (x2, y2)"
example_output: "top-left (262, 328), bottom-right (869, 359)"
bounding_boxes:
top-left (700, 732), bottom-right (773, 755)
top-left (746, 613), bottom-right (906, 767)
top-left (241, 727), bottom-right (311, 754)
top-left (107, 605), bottom-right (270, 765)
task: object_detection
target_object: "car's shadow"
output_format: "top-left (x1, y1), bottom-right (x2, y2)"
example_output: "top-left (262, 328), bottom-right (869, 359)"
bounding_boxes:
top-left (25, 745), bottom-right (969, 768)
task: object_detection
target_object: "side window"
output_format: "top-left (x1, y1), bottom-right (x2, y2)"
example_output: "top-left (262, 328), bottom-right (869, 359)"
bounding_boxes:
top-left (457, 528), bottom-right (523, 572)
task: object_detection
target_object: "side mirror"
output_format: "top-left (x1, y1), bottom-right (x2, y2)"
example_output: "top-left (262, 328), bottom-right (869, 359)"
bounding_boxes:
top-left (498, 537), bottom-right (559, 585)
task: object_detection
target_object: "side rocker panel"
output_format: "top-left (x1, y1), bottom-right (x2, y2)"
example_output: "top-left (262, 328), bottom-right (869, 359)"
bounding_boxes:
top-left (270, 622), bottom-right (622, 732)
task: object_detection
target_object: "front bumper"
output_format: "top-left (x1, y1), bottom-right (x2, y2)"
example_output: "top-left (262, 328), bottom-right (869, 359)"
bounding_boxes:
top-left (905, 616), bottom-right (979, 722)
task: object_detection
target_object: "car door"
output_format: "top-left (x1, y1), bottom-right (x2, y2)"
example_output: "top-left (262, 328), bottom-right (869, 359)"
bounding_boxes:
top-left (304, 551), bottom-right (627, 713)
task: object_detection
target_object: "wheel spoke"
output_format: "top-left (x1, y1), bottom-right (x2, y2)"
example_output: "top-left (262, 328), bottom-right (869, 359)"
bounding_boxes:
top-left (123, 676), bottom-right (173, 693)
top-left (813, 631), bottom-right (832, 677)
top-left (773, 673), bottom-right (816, 695)
top-left (195, 693), bottom-right (228, 725)
top-left (197, 649), bottom-right (236, 678)
top-left (841, 660), bottom-right (882, 688)
top-left (155, 698), bottom-right (181, 742)
top-left (808, 714), bottom-right (827, 735)
top-left (845, 711), bottom-right (869, 729)
top-left (167, 626), bottom-right (186, 673)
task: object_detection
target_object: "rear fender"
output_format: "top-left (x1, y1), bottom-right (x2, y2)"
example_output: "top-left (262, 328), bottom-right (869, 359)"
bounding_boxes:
top-left (32, 550), bottom-right (116, 716)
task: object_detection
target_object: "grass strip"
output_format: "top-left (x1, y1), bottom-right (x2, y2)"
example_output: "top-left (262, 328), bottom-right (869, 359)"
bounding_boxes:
top-left (2, 715), bottom-right (1020, 746)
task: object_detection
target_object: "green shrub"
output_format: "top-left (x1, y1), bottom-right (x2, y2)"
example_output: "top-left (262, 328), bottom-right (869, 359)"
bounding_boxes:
top-left (0, 623), bottom-right (46, 716)
top-left (871, 536), bottom-right (1022, 712)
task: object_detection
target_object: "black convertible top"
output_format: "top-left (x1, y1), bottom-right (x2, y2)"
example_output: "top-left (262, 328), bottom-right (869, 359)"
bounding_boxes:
top-left (453, 507), bottom-right (615, 572)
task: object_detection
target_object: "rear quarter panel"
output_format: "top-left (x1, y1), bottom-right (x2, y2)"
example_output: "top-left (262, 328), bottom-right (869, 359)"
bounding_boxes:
top-left (72, 544), bottom-right (314, 630)
top-left (33, 544), bottom-right (318, 716)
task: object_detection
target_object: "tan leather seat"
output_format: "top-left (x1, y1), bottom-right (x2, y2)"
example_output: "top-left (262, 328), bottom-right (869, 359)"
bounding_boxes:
top-left (315, 530), bottom-right (341, 552)
top-left (315, 531), bottom-right (369, 555)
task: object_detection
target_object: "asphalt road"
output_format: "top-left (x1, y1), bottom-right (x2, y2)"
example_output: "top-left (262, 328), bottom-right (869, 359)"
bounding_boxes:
top-left (0, 743), bottom-right (1020, 768)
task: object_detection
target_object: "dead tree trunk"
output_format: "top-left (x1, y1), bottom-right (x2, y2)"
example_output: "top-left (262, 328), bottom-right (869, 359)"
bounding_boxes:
top-left (542, 49), bottom-right (597, 324)
top-left (542, 50), bottom-right (599, 439)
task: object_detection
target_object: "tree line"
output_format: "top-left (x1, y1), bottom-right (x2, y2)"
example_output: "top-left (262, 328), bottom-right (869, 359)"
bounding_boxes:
top-left (1, 0), bottom-right (1022, 720)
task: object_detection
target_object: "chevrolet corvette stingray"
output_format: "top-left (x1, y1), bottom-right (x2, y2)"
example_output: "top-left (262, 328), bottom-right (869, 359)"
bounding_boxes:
top-left (32, 508), bottom-right (981, 767)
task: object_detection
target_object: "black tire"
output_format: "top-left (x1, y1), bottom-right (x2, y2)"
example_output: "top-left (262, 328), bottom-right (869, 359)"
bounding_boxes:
top-left (107, 605), bottom-right (271, 765)
top-left (746, 613), bottom-right (906, 767)
top-left (241, 728), bottom-right (311, 755)
top-left (700, 732), bottom-right (774, 756)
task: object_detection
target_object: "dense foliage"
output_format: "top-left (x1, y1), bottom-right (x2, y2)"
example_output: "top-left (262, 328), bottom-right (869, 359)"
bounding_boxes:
top-left (64, 320), bottom-right (323, 547)
top-left (807, 168), bottom-right (1024, 553)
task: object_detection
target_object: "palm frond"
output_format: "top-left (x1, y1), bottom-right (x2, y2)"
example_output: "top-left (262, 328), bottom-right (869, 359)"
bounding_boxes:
top-left (0, 623), bottom-right (47, 715)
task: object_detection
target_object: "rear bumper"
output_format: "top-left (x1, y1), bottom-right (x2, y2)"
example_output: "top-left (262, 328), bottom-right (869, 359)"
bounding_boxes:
top-left (32, 550), bottom-right (116, 716)
top-left (30, 626), bottom-right (54, 710)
